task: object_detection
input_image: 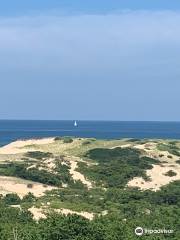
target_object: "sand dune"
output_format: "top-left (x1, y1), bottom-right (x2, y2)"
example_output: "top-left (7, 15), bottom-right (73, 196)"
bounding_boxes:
top-left (128, 164), bottom-right (180, 191)
top-left (65, 156), bottom-right (93, 189)
top-left (0, 138), bottom-right (55, 154)
top-left (0, 176), bottom-right (56, 198)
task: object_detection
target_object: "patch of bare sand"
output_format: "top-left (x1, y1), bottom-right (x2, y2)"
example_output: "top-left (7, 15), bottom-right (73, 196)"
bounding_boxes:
top-left (54, 208), bottom-right (94, 220)
top-left (43, 158), bottom-right (56, 170)
top-left (110, 144), bottom-right (132, 149)
top-left (150, 150), bottom-right (179, 162)
top-left (65, 156), bottom-right (93, 189)
top-left (134, 142), bottom-right (157, 151)
top-left (29, 207), bottom-right (46, 221)
top-left (29, 158), bottom-right (56, 173)
top-left (11, 205), bottom-right (22, 210)
top-left (29, 207), bottom-right (95, 221)
top-left (128, 164), bottom-right (180, 191)
top-left (0, 176), bottom-right (56, 198)
top-left (0, 138), bottom-right (55, 154)
top-left (134, 143), bottom-right (180, 162)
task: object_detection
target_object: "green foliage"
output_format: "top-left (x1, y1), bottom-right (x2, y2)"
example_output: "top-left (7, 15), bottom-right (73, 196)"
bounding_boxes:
top-left (55, 137), bottom-right (74, 143)
top-left (0, 140), bottom-right (180, 239)
top-left (126, 138), bottom-right (141, 142)
top-left (159, 154), bottom-right (164, 158)
top-left (157, 143), bottom-right (180, 156)
top-left (25, 151), bottom-right (53, 160)
top-left (63, 137), bottom-right (73, 143)
top-left (3, 193), bottom-right (21, 205)
top-left (176, 160), bottom-right (180, 164)
top-left (80, 147), bottom-right (159, 187)
top-left (164, 170), bottom-right (177, 177)
top-left (22, 193), bottom-right (36, 203)
top-left (0, 181), bottom-right (180, 239)
top-left (70, 180), bottom-right (88, 190)
top-left (54, 137), bottom-right (62, 141)
top-left (82, 140), bottom-right (92, 145)
top-left (0, 161), bottom-right (73, 187)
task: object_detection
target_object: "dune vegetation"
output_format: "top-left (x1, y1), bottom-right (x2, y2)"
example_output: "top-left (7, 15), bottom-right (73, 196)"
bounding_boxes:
top-left (0, 137), bottom-right (180, 239)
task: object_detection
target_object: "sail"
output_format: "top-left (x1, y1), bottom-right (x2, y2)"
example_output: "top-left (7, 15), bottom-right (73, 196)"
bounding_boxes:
top-left (74, 121), bottom-right (77, 127)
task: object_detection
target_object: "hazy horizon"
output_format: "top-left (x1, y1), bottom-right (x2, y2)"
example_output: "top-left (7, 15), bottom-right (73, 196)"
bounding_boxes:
top-left (0, 119), bottom-right (180, 123)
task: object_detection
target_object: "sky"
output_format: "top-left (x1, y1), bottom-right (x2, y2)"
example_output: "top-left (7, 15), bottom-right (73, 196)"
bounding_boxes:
top-left (0, 1), bottom-right (180, 121)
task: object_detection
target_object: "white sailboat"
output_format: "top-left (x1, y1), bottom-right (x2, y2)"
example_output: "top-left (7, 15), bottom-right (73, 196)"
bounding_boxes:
top-left (74, 120), bottom-right (78, 127)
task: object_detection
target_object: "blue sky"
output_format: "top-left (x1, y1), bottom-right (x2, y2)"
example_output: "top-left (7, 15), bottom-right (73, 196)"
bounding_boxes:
top-left (0, 1), bottom-right (180, 120)
top-left (1, 0), bottom-right (180, 15)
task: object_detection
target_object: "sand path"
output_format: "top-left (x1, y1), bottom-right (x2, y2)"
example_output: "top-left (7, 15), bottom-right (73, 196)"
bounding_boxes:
top-left (67, 157), bottom-right (92, 189)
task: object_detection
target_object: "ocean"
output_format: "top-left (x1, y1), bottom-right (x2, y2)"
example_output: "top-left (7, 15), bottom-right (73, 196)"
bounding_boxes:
top-left (0, 120), bottom-right (180, 146)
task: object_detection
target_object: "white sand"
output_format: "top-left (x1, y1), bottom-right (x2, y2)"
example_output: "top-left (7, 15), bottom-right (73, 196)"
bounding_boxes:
top-left (134, 143), bottom-right (179, 160)
top-left (28, 206), bottom-right (108, 221)
top-left (0, 138), bottom-right (55, 154)
top-left (28, 207), bottom-right (94, 221)
top-left (127, 142), bottom-right (180, 190)
top-left (134, 143), bottom-right (156, 151)
top-left (66, 157), bottom-right (92, 189)
top-left (0, 176), bottom-right (56, 198)
top-left (110, 144), bottom-right (131, 149)
top-left (128, 164), bottom-right (180, 191)
top-left (29, 207), bottom-right (46, 220)
top-left (55, 208), bottom-right (94, 220)
top-left (43, 158), bottom-right (56, 170)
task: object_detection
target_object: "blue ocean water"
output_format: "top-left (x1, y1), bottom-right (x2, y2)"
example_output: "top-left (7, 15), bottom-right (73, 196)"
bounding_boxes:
top-left (0, 120), bottom-right (180, 146)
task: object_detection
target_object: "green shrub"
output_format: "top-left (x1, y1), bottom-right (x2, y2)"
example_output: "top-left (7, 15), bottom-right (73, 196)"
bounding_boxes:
top-left (0, 160), bottom-right (73, 187)
top-left (126, 138), bottom-right (141, 142)
top-left (27, 183), bottom-right (33, 188)
top-left (80, 147), bottom-right (159, 187)
top-left (157, 143), bottom-right (180, 156)
top-left (63, 137), bottom-right (73, 143)
top-left (22, 193), bottom-right (36, 203)
top-left (164, 170), bottom-right (177, 177)
top-left (54, 137), bottom-right (62, 141)
top-left (25, 151), bottom-right (53, 160)
top-left (82, 140), bottom-right (92, 145)
top-left (3, 193), bottom-right (21, 205)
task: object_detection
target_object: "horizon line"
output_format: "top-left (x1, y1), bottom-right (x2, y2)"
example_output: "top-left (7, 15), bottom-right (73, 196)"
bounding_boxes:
top-left (0, 119), bottom-right (180, 123)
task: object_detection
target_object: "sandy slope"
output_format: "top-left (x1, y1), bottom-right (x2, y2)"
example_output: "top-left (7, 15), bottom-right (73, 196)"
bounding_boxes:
top-left (0, 138), bottom-right (55, 154)
top-left (1, 138), bottom-right (179, 194)
top-left (0, 138), bottom-right (93, 197)
top-left (0, 176), bottom-right (56, 198)
top-left (65, 156), bottom-right (93, 189)
top-left (128, 142), bottom-right (180, 190)
top-left (128, 164), bottom-right (180, 191)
